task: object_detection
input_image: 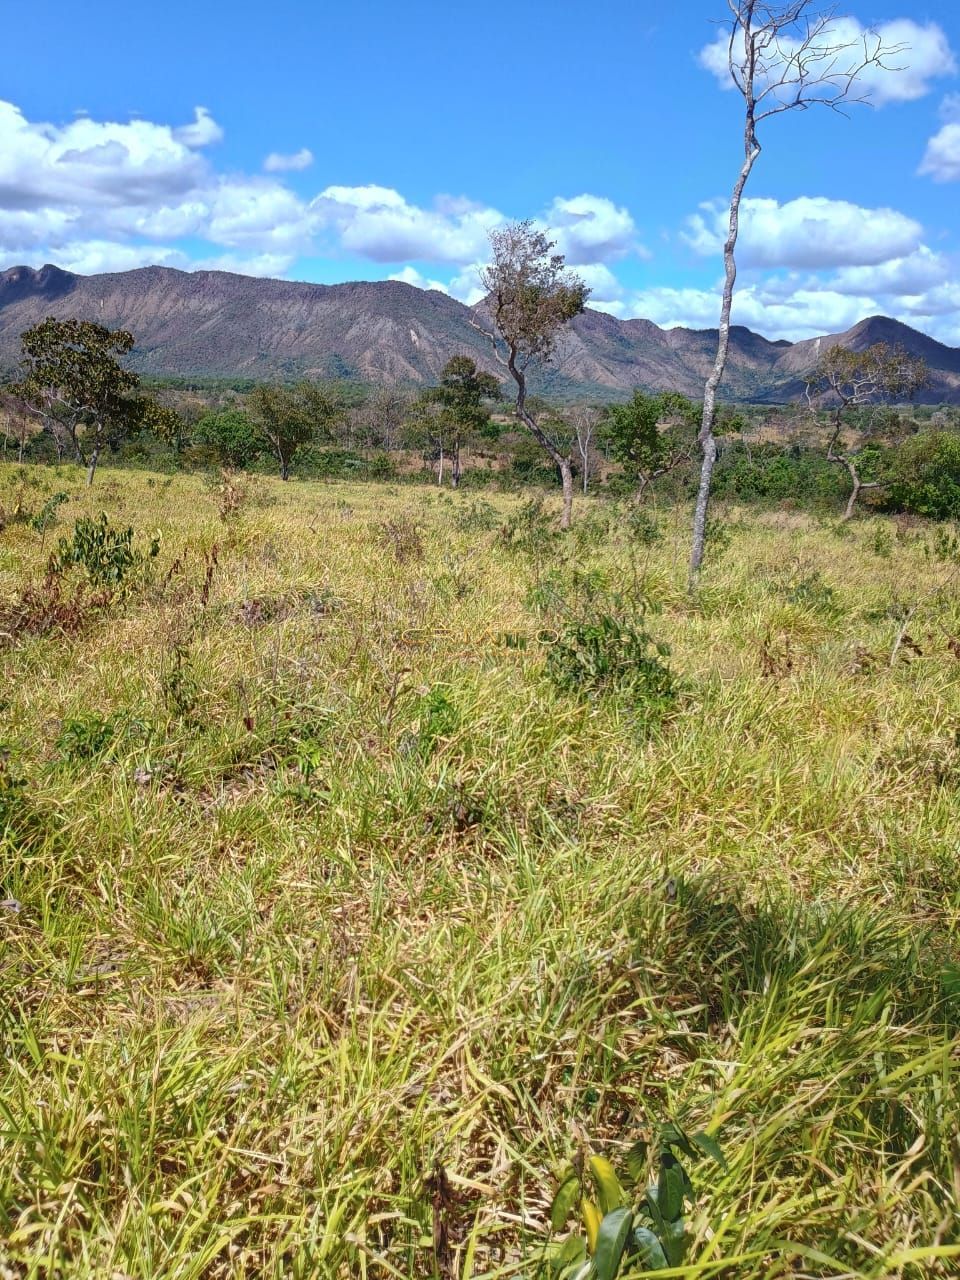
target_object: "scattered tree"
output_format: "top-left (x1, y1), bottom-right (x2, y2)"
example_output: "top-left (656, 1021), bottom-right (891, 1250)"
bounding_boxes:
top-left (688, 1), bottom-right (905, 588)
top-left (604, 391), bottom-right (699, 502)
top-left (474, 221), bottom-right (588, 529)
top-left (570, 404), bottom-right (603, 494)
top-left (805, 342), bottom-right (927, 518)
top-left (247, 381), bottom-right (341, 480)
top-left (410, 355), bottom-right (500, 487)
top-left (15, 318), bottom-right (143, 484)
top-left (192, 408), bottom-right (262, 469)
top-left (0, 392), bottom-right (36, 464)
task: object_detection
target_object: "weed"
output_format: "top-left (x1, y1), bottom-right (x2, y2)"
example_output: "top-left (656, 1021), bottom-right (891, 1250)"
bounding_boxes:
top-left (378, 514), bottom-right (424, 564)
top-left (545, 606), bottom-right (675, 711)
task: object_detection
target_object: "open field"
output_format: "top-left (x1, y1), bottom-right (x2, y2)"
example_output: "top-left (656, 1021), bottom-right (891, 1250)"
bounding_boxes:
top-left (1, 463), bottom-right (958, 1278)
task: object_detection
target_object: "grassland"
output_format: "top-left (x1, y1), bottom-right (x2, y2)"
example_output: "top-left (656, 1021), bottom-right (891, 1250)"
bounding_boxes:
top-left (1, 462), bottom-right (958, 1278)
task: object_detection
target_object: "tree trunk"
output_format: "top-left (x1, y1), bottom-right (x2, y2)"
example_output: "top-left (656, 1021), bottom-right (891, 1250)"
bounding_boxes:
top-left (842, 461), bottom-right (861, 520)
top-left (452, 440), bottom-right (461, 490)
top-left (86, 446), bottom-right (100, 487)
top-left (688, 113), bottom-right (761, 592)
top-left (559, 457), bottom-right (574, 531)
top-left (437, 443), bottom-right (444, 487)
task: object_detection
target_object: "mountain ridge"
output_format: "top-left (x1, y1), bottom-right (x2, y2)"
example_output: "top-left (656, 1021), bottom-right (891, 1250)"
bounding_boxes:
top-left (1, 263), bottom-right (958, 403)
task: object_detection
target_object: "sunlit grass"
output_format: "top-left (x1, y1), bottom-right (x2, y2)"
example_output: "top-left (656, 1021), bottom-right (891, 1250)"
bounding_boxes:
top-left (1, 462), bottom-right (958, 1277)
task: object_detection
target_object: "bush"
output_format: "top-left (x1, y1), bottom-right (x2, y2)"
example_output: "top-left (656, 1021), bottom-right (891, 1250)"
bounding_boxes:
top-left (545, 606), bottom-right (676, 713)
top-left (883, 431), bottom-right (960, 520)
top-left (191, 409), bottom-right (262, 469)
top-left (49, 514), bottom-right (159, 588)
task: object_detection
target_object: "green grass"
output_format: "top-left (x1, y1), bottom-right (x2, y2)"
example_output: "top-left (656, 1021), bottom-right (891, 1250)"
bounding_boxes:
top-left (1, 463), bottom-right (958, 1278)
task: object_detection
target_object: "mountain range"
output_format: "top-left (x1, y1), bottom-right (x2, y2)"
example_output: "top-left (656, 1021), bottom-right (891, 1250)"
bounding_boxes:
top-left (1, 263), bottom-right (959, 403)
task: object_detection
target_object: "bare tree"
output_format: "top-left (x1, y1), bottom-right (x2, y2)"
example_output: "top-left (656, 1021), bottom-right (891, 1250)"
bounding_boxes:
top-left (0, 393), bottom-right (36, 464)
top-left (473, 222), bottom-right (588, 529)
top-left (570, 405), bottom-right (602, 494)
top-left (805, 341), bottom-right (927, 519)
top-left (688, 1), bottom-right (906, 589)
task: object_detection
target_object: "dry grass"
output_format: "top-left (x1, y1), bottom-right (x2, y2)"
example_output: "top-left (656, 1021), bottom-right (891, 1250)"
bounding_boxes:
top-left (1, 462), bottom-right (958, 1278)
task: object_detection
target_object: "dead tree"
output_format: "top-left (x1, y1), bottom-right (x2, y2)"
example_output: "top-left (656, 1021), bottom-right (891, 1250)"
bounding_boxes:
top-left (689, 0), bottom-right (906, 589)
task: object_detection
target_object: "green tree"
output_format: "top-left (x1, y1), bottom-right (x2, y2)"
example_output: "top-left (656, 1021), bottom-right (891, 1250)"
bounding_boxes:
top-left (604, 391), bottom-right (698, 501)
top-left (475, 222), bottom-right (588, 529)
top-left (247, 381), bottom-right (342, 480)
top-left (411, 355), bottom-right (500, 487)
top-left (192, 408), bottom-right (262, 469)
top-left (16, 318), bottom-right (143, 485)
top-left (805, 342), bottom-right (928, 519)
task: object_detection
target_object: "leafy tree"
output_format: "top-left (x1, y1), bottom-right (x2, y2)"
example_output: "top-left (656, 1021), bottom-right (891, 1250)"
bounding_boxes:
top-left (15, 318), bottom-right (143, 484)
top-left (192, 408), bottom-right (262, 469)
top-left (604, 391), bottom-right (699, 501)
top-left (474, 221), bottom-right (588, 529)
top-left (247, 381), bottom-right (342, 480)
top-left (410, 355), bottom-right (500, 488)
top-left (882, 431), bottom-right (960, 520)
top-left (805, 342), bottom-right (928, 519)
top-left (688, 2), bottom-right (904, 588)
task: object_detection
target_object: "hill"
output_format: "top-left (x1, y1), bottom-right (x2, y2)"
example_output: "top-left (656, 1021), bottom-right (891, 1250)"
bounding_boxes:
top-left (1, 263), bottom-right (958, 402)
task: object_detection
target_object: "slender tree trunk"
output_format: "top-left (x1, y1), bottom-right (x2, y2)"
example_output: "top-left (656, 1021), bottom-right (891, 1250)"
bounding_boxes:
top-left (688, 115), bottom-right (761, 592)
top-left (86, 446), bottom-right (101, 487)
top-left (437, 443), bottom-right (444, 487)
top-left (452, 440), bottom-right (461, 489)
top-left (17, 435), bottom-right (25, 464)
top-left (509, 349), bottom-right (575, 530)
top-left (559, 458), bottom-right (574, 531)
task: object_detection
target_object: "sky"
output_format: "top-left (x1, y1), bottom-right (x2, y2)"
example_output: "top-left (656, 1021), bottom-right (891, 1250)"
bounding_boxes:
top-left (3, 0), bottom-right (959, 343)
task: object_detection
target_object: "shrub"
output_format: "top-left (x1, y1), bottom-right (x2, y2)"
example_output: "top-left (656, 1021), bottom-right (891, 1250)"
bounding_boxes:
top-left (498, 496), bottom-right (558, 556)
top-left (883, 431), bottom-right (960, 520)
top-left (545, 607), bottom-right (676, 712)
top-left (49, 513), bottom-right (159, 588)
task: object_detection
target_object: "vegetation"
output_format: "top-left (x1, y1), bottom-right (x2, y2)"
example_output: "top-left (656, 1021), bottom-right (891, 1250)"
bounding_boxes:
top-left (1, 461), bottom-right (958, 1276)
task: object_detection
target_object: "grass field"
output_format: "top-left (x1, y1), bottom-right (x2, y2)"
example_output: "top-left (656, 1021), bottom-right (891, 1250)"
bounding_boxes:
top-left (1, 462), bottom-right (958, 1278)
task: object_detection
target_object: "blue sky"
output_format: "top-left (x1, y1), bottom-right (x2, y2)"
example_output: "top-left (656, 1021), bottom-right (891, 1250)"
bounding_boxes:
top-left (3, 1), bottom-right (959, 342)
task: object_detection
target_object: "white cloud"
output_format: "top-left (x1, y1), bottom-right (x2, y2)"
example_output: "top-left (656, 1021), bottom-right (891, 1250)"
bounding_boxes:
top-left (0, 239), bottom-right (188, 275)
top-left (264, 147), bottom-right (314, 173)
top-left (698, 18), bottom-right (955, 107)
top-left (387, 265), bottom-right (449, 293)
top-left (189, 251), bottom-right (295, 277)
top-left (311, 185), bottom-right (504, 262)
top-left (172, 107), bottom-right (224, 148)
top-left (683, 196), bottom-right (923, 269)
top-left (919, 122), bottom-right (960, 182)
top-left (829, 246), bottom-right (951, 296)
top-left (544, 194), bottom-right (643, 265)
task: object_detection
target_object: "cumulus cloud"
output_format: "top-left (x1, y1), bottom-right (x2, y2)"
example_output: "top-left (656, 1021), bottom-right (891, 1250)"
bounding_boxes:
top-left (311, 185), bottom-right (504, 262)
top-left (919, 122), bottom-right (960, 182)
top-left (683, 196), bottom-right (923, 269)
top-left (0, 239), bottom-right (188, 275)
top-left (698, 17), bottom-right (956, 107)
top-left (544, 194), bottom-right (643, 265)
top-left (264, 147), bottom-right (314, 173)
top-left (387, 265), bottom-right (449, 292)
top-left (173, 107), bottom-right (224, 148)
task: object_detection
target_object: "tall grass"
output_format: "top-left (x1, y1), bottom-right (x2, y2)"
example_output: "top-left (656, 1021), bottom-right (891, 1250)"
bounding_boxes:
top-left (1, 464), bottom-right (957, 1277)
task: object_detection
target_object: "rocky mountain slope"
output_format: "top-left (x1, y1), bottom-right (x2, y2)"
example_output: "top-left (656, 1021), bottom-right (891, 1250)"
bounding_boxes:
top-left (1, 263), bottom-right (958, 402)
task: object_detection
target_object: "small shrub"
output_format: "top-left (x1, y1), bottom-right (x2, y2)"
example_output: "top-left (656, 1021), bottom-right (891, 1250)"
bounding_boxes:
top-left (413, 687), bottom-right (460, 759)
top-left (546, 607), bottom-right (675, 712)
top-left (378, 515), bottom-right (424, 564)
top-left (785, 570), bottom-right (839, 617)
top-left (28, 491), bottom-right (69, 534)
top-left (623, 505), bottom-right (662, 547)
top-left (498, 496), bottom-right (558, 556)
top-left (869, 523), bottom-right (893, 559)
top-left (56, 714), bottom-right (119, 762)
top-left (453, 497), bottom-right (497, 533)
top-left (49, 513), bottom-right (159, 588)
top-left (544, 1122), bottom-right (726, 1277)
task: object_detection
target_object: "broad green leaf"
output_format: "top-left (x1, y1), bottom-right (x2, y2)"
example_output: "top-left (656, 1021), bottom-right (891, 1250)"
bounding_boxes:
top-left (657, 1154), bottom-right (685, 1222)
top-left (690, 1130), bottom-right (728, 1170)
top-left (589, 1155), bottom-right (625, 1213)
top-left (661, 1216), bottom-right (689, 1267)
top-left (632, 1225), bottom-right (669, 1270)
top-left (551, 1170), bottom-right (582, 1232)
top-left (659, 1122), bottom-right (697, 1160)
top-left (624, 1139), bottom-right (648, 1186)
top-left (582, 1198), bottom-right (602, 1253)
top-left (594, 1207), bottom-right (633, 1280)
top-left (553, 1233), bottom-right (588, 1273)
